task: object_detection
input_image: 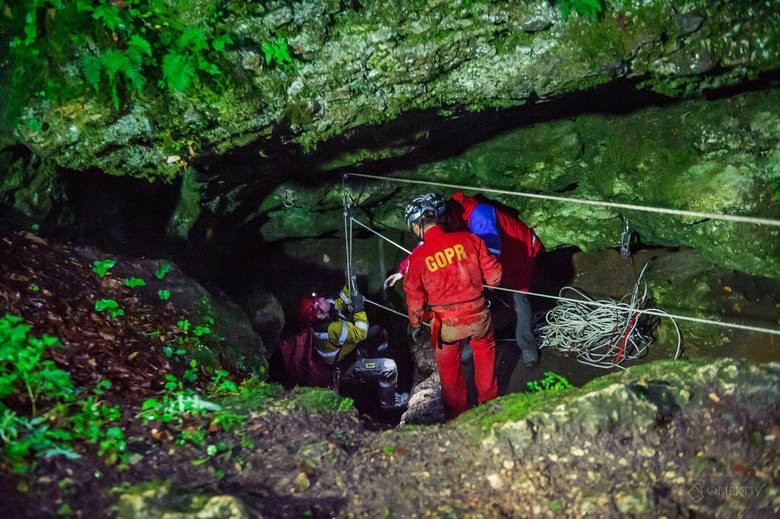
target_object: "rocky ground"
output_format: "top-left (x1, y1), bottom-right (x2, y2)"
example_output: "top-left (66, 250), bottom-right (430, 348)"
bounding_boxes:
top-left (1, 218), bottom-right (778, 518)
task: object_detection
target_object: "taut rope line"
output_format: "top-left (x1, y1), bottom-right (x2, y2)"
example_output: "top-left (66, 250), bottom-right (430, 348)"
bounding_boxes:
top-left (347, 173), bottom-right (780, 228)
top-left (349, 215), bottom-right (780, 338)
top-left (350, 217), bottom-right (412, 254)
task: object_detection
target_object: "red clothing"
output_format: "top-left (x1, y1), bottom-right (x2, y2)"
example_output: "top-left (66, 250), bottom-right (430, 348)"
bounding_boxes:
top-left (454, 193), bottom-right (542, 292)
top-left (403, 225), bottom-right (502, 327)
top-left (403, 224), bottom-right (502, 418)
top-left (495, 210), bottom-right (542, 291)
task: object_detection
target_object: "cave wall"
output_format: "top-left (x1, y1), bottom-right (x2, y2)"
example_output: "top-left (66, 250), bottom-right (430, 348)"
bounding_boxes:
top-left (3, 0), bottom-right (779, 180)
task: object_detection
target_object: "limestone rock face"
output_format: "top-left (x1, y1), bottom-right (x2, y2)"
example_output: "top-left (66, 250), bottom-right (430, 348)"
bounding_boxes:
top-left (6, 1), bottom-right (780, 180)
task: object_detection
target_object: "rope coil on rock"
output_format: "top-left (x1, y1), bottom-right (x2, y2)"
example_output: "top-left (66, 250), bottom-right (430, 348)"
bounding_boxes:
top-left (538, 262), bottom-right (682, 369)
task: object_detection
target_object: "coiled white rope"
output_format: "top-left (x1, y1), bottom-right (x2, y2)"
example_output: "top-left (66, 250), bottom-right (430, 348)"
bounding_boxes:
top-left (538, 262), bottom-right (682, 369)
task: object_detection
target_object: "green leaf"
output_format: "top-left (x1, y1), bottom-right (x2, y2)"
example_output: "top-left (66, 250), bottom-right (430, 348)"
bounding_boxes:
top-left (162, 52), bottom-right (196, 92)
top-left (177, 27), bottom-right (209, 54)
top-left (155, 262), bottom-right (172, 280)
top-left (158, 289), bottom-right (170, 301)
top-left (127, 35), bottom-right (152, 60)
top-left (43, 447), bottom-right (82, 460)
top-left (92, 5), bottom-right (123, 31)
top-left (212, 34), bottom-right (233, 52)
top-left (124, 277), bottom-right (146, 288)
top-left (92, 259), bottom-right (116, 277)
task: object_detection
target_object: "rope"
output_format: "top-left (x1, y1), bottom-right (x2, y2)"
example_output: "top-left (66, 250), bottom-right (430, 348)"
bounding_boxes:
top-left (537, 262), bottom-right (682, 369)
top-left (351, 217), bottom-right (412, 254)
top-left (342, 176), bottom-right (356, 295)
top-left (491, 285), bottom-right (780, 336)
top-left (347, 173), bottom-right (780, 228)
top-left (350, 215), bottom-right (780, 338)
top-left (364, 297), bottom-right (431, 328)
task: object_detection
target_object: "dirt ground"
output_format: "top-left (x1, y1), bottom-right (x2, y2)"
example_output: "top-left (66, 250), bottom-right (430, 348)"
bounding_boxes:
top-left (1, 220), bottom-right (777, 518)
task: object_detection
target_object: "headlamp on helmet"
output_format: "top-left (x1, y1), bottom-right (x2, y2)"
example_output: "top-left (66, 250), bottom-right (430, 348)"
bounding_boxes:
top-left (297, 292), bottom-right (321, 325)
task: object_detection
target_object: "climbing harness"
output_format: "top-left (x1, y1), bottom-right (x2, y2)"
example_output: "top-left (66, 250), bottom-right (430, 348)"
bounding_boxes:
top-left (334, 173), bottom-right (780, 368)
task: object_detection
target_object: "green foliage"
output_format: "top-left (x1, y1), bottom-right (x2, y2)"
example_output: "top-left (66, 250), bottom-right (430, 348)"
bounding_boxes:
top-left (558, 0), bottom-right (603, 21)
top-left (0, 315), bottom-right (126, 472)
top-left (155, 262), bottom-right (172, 280)
top-left (261, 36), bottom-right (296, 70)
top-left (139, 387), bottom-right (221, 424)
top-left (158, 289), bottom-right (171, 301)
top-left (2, 0), bottom-right (234, 116)
top-left (292, 387), bottom-right (353, 413)
top-left (92, 259), bottom-right (116, 277)
top-left (124, 277), bottom-right (146, 288)
top-left (771, 180), bottom-right (779, 201)
top-left (0, 314), bottom-right (74, 417)
top-left (209, 370), bottom-right (238, 395)
top-left (526, 372), bottom-right (573, 393)
top-left (95, 298), bottom-right (124, 319)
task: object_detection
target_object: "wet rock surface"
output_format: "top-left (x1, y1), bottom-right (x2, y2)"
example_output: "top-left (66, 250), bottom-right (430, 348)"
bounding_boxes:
top-left (1, 218), bottom-right (777, 517)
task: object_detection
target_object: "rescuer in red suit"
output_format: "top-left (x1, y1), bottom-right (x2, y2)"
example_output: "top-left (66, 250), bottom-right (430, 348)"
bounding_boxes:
top-left (402, 196), bottom-right (502, 419)
top-left (449, 192), bottom-right (543, 368)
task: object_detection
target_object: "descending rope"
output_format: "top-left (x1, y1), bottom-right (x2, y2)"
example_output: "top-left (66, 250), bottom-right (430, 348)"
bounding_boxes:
top-left (347, 173), bottom-right (780, 228)
top-left (538, 262), bottom-right (682, 369)
top-left (342, 176), bottom-right (356, 295)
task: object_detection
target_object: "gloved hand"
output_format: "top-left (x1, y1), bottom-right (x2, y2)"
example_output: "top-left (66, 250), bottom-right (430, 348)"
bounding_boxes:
top-left (383, 272), bottom-right (404, 289)
top-left (407, 324), bottom-right (425, 346)
top-left (351, 293), bottom-right (365, 313)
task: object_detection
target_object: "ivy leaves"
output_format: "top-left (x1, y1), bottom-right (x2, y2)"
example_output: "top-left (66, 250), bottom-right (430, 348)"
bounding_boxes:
top-left (261, 36), bottom-right (295, 70)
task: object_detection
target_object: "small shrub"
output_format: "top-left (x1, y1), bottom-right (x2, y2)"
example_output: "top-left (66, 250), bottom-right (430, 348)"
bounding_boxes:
top-left (526, 371), bottom-right (573, 393)
top-left (95, 299), bottom-right (124, 319)
top-left (92, 259), bottom-right (116, 277)
top-left (124, 277), bottom-right (146, 288)
top-left (0, 316), bottom-right (126, 472)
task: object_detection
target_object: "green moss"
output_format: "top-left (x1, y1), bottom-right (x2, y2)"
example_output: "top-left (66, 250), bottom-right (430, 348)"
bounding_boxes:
top-left (458, 386), bottom-right (574, 431)
top-left (290, 386), bottom-right (354, 414)
top-left (219, 379), bottom-right (285, 413)
top-left (463, 358), bottom-right (714, 432)
top-left (167, 168), bottom-right (203, 240)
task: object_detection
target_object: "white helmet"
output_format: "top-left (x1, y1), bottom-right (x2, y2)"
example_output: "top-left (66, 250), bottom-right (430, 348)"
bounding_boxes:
top-left (422, 192), bottom-right (446, 217)
top-left (404, 196), bottom-right (437, 230)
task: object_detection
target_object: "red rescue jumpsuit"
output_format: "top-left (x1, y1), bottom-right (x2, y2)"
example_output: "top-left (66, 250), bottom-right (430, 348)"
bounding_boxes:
top-left (403, 225), bottom-right (502, 418)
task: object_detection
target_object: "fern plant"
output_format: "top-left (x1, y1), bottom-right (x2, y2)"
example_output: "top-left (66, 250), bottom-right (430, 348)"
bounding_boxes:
top-left (558, 0), bottom-right (604, 21)
top-left (2, 0), bottom-right (234, 116)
